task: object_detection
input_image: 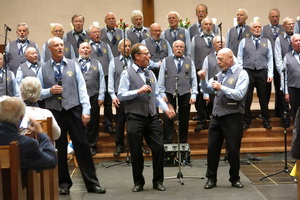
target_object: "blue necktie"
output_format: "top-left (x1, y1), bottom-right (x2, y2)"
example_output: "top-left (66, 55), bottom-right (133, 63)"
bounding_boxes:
top-left (177, 58), bottom-right (182, 73)
top-left (287, 35), bottom-right (293, 51)
top-left (77, 33), bottom-right (84, 48)
top-left (110, 30), bottom-right (117, 45)
top-left (138, 31), bottom-right (143, 43)
top-left (155, 41), bottom-right (160, 54)
top-left (254, 38), bottom-right (260, 49)
top-left (172, 29), bottom-right (177, 41)
top-left (144, 69), bottom-right (151, 99)
top-left (207, 37), bottom-right (212, 48)
top-left (238, 26), bottom-right (243, 41)
top-left (19, 43), bottom-right (26, 55)
top-left (94, 43), bottom-right (103, 56)
top-left (272, 26), bottom-right (279, 40)
top-left (80, 59), bottom-right (88, 73)
top-left (220, 70), bottom-right (227, 84)
top-left (55, 63), bottom-right (62, 82)
top-left (0, 69), bottom-right (3, 83)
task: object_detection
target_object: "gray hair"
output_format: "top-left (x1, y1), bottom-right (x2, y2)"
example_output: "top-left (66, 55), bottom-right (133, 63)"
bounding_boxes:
top-left (237, 8), bottom-right (248, 18)
top-left (0, 96), bottom-right (25, 124)
top-left (20, 77), bottom-right (41, 103)
top-left (17, 22), bottom-right (29, 30)
top-left (131, 10), bottom-right (144, 23)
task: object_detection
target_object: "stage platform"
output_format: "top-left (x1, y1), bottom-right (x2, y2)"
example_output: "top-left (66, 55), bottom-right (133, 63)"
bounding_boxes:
top-left (60, 153), bottom-right (297, 200)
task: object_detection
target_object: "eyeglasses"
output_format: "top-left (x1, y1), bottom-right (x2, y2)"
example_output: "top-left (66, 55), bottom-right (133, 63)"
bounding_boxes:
top-left (138, 52), bottom-right (151, 56)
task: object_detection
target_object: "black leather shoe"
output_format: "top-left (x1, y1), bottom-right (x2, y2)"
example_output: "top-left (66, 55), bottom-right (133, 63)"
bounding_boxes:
top-left (192, 116), bottom-right (199, 121)
top-left (142, 147), bottom-right (150, 154)
top-left (204, 179), bottom-right (216, 189)
top-left (105, 126), bottom-right (116, 134)
top-left (59, 187), bottom-right (70, 195)
top-left (90, 148), bottom-right (96, 155)
top-left (88, 185), bottom-right (106, 193)
top-left (132, 185), bottom-right (143, 192)
top-left (194, 123), bottom-right (206, 131)
top-left (263, 122), bottom-right (272, 129)
top-left (153, 183), bottom-right (166, 191)
top-left (114, 146), bottom-right (124, 156)
top-left (231, 181), bottom-right (244, 188)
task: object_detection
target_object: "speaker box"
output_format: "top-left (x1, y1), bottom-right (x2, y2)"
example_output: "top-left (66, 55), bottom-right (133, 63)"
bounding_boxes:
top-left (164, 143), bottom-right (190, 166)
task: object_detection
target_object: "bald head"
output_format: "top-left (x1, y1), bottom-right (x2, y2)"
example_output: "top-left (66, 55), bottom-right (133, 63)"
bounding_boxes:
top-left (217, 48), bottom-right (234, 70)
top-left (150, 23), bottom-right (162, 40)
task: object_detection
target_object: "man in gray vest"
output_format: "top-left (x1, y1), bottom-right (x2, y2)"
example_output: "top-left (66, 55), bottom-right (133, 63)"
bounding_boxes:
top-left (64, 14), bottom-right (90, 58)
top-left (118, 43), bottom-right (175, 192)
top-left (42, 23), bottom-right (75, 63)
top-left (158, 40), bottom-right (197, 144)
top-left (88, 24), bottom-right (115, 134)
top-left (190, 17), bottom-right (215, 131)
top-left (142, 23), bottom-right (172, 78)
top-left (199, 48), bottom-right (249, 189)
top-left (125, 10), bottom-right (150, 46)
top-left (37, 37), bottom-right (106, 195)
top-left (201, 36), bottom-right (226, 120)
top-left (108, 39), bottom-right (133, 156)
top-left (282, 34), bottom-right (300, 120)
top-left (262, 9), bottom-right (285, 119)
top-left (75, 42), bottom-right (105, 156)
top-left (226, 8), bottom-right (251, 57)
top-left (101, 12), bottom-right (123, 57)
top-left (188, 4), bottom-right (218, 40)
top-left (162, 11), bottom-right (191, 55)
top-left (274, 17), bottom-right (295, 121)
top-left (5, 23), bottom-right (40, 75)
top-left (237, 21), bottom-right (273, 130)
top-left (0, 53), bottom-right (20, 97)
top-left (16, 47), bottom-right (41, 84)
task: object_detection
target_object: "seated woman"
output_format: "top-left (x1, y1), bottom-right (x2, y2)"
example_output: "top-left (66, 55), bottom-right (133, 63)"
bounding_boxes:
top-left (19, 76), bottom-right (61, 140)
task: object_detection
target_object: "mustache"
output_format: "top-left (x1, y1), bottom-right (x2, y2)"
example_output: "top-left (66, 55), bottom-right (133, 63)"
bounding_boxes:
top-left (176, 50), bottom-right (182, 54)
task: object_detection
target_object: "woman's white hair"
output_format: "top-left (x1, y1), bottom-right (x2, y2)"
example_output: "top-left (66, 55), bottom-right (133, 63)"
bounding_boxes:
top-left (20, 77), bottom-right (41, 103)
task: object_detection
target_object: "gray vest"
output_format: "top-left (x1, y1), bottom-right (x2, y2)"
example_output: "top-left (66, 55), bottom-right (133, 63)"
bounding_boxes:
top-left (206, 53), bottom-right (220, 80)
top-left (44, 41), bottom-right (73, 62)
top-left (100, 28), bottom-right (123, 57)
top-left (0, 70), bottom-right (14, 96)
top-left (227, 25), bottom-right (251, 56)
top-left (285, 52), bottom-right (300, 89)
top-left (90, 42), bottom-right (110, 76)
top-left (126, 27), bottom-right (150, 45)
top-left (41, 59), bottom-right (80, 111)
top-left (297, 21), bottom-right (300, 33)
top-left (212, 67), bottom-right (245, 117)
top-left (193, 35), bottom-right (214, 70)
top-left (189, 23), bottom-right (218, 40)
top-left (278, 34), bottom-right (292, 59)
top-left (164, 56), bottom-right (192, 96)
top-left (163, 27), bottom-right (187, 48)
top-left (19, 62), bottom-right (41, 78)
top-left (66, 31), bottom-right (90, 57)
top-left (113, 57), bottom-right (131, 92)
top-left (124, 67), bottom-right (156, 117)
top-left (76, 58), bottom-right (100, 97)
top-left (144, 38), bottom-right (169, 62)
top-left (7, 40), bottom-right (39, 75)
top-left (243, 37), bottom-right (269, 70)
top-left (262, 24), bottom-right (284, 51)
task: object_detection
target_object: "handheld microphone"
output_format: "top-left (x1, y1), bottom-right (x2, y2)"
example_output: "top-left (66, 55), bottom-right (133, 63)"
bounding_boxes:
top-left (5, 24), bottom-right (11, 31)
top-left (57, 80), bottom-right (62, 100)
top-left (213, 76), bottom-right (218, 96)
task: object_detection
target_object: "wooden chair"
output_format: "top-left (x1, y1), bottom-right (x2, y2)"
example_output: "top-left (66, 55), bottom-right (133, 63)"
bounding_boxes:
top-left (37, 117), bottom-right (59, 200)
top-left (0, 141), bottom-right (27, 200)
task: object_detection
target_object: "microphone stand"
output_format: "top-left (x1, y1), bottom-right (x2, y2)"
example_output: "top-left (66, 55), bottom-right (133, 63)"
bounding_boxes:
top-left (3, 24), bottom-right (11, 95)
top-left (165, 76), bottom-right (204, 185)
top-left (260, 68), bottom-right (296, 182)
top-left (218, 22), bottom-right (223, 46)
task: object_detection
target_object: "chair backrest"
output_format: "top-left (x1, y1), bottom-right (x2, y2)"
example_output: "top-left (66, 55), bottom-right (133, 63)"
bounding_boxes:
top-left (36, 117), bottom-right (59, 200)
top-left (0, 160), bottom-right (3, 200)
top-left (0, 141), bottom-right (27, 200)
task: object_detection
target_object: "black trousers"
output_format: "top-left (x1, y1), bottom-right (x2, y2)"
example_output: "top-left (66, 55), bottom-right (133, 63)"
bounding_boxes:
top-left (206, 113), bottom-right (243, 182)
top-left (126, 113), bottom-right (164, 186)
top-left (87, 94), bottom-right (100, 149)
top-left (244, 69), bottom-right (271, 124)
top-left (115, 100), bottom-right (126, 147)
top-left (288, 87), bottom-right (300, 120)
top-left (163, 93), bottom-right (191, 143)
top-left (104, 75), bottom-right (114, 128)
top-left (51, 105), bottom-right (100, 190)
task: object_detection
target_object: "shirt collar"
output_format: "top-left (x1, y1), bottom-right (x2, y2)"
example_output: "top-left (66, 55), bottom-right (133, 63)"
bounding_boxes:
top-left (72, 30), bottom-right (87, 35)
top-left (51, 57), bottom-right (67, 66)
